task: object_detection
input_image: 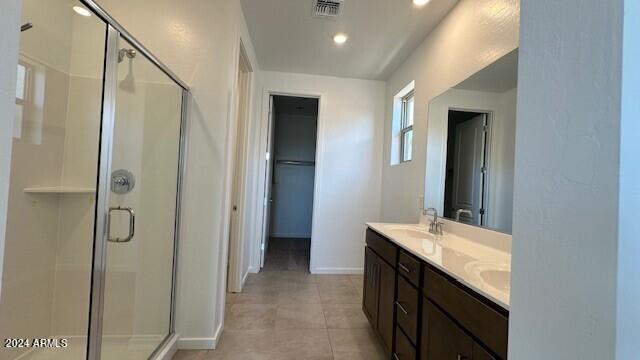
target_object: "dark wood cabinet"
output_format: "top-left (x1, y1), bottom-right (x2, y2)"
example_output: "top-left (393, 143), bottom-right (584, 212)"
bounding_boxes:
top-left (363, 230), bottom-right (397, 356)
top-left (398, 250), bottom-right (421, 287)
top-left (363, 247), bottom-right (379, 326)
top-left (363, 228), bottom-right (509, 360)
top-left (473, 343), bottom-right (497, 360)
top-left (378, 258), bottom-right (395, 352)
top-left (422, 299), bottom-right (473, 360)
top-left (424, 267), bottom-right (508, 359)
top-left (422, 299), bottom-right (499, 360)
top-left (396, 275), bottom-right (419, 344)
top-left (395, 326), bottom-right (417, 360)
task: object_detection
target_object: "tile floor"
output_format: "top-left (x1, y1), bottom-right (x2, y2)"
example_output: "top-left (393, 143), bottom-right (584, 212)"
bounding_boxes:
top-left (172, 270), bottom-right (385, 359)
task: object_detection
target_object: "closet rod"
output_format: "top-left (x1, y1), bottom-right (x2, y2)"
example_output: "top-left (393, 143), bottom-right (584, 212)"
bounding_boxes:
top-left (276, 160), bottom-right (315, 166)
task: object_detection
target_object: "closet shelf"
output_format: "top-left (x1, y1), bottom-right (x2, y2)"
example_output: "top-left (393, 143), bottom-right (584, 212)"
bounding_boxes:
top-left (23, 186), bottom-right (96, 194)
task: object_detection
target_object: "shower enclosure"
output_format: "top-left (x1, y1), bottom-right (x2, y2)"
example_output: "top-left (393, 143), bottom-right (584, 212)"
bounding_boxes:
top-left (0, 0), bottom-right (188, 359)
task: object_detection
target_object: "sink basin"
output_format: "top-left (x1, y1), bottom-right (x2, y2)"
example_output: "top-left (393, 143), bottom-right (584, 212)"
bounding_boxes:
top-left (384, 225), bottom-right (430, 239)
top-left (464, 261), bottom-right (511, 294)
top-left (479, 270), bottom-right (511, 292)
top-left (397, 229), bottom-right (430, 238)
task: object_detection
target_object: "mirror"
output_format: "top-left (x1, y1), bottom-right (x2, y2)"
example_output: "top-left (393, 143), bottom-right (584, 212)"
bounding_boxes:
top-left (424, 49), bottom-right (518, 234)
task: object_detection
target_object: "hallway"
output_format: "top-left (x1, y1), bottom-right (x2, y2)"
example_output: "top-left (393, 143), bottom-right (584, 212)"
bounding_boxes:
top-left (263, 237), bottom-right (311, 272)
top-left (172, 270), bottom-right (385, 359)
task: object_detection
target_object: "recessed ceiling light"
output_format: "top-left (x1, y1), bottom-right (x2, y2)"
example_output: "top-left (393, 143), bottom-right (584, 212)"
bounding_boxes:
top-left (413, 0), bottom-right (430, 7)
top-left (73, 6), bottom-right (92, 17)
top-left (333, 33), bottom-right (348, 45)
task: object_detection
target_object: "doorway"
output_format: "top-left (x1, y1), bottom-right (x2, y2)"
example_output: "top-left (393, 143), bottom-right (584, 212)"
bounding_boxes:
top-left (443, 109), bottom-right (491, 227)
top-left (261, 95), bottom-right (319, 272)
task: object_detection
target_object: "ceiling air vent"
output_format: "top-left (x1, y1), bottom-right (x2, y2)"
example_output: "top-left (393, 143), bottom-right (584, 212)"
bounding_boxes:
top-left (313, 0), bottom-right (344, 18)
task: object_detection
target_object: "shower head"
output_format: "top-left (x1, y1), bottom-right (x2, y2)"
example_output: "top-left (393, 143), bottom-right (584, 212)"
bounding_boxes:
top-left (118, 48), bottom-right (137, 63)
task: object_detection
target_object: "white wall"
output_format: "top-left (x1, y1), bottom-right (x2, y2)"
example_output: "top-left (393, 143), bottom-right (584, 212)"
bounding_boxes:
top-left (0, 0), bottom-right (21, 301)
top-left (381, 0), bottom-right (520, 223)
top-left (254, 71), bottom-right (385, 274)
top-left (509, 0), bottom-right (623, 358)
top-left (92, 0), bottom-right (262, 349)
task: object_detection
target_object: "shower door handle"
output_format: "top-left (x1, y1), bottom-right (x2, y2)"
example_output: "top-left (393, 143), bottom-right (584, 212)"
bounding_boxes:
top-left (107, 206), bottom-right (136, 243)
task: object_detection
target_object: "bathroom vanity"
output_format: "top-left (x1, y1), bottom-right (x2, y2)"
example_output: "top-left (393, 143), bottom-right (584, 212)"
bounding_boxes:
top-left (363, 48), bottom-right (517, 360)
top-left (362, 223), bottom-right (510, 360)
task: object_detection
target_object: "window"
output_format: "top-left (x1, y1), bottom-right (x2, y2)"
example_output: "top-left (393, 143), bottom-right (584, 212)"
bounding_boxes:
top-left (390, 81), bottom-right (414, 166)
top-left (14, 58), bottom-right (44, 144)
top-left (400, 90), bottom-right (414, 162)
top-left (14, 62), bottom-right (28, 139)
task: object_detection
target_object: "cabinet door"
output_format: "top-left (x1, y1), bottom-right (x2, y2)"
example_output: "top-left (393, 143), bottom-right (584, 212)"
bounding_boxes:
top-left (394, 326), bottom-right (417, 360)
top-left (396, 274), bottom-right (419, 344)
top-left (363, 247), bottom-right (379, 327)
top-left (377, 257), bottom-right (395, 355)
top-left (422, 299), bottom-right (473, 360)
top-left (473, 343), bottom-right (497, 360)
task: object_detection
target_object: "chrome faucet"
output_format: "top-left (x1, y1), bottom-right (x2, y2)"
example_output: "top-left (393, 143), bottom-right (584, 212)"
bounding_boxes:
top-left (454, 209), bottom-right (473, 222)
top-left (423, 207), bottom-right (444, 236)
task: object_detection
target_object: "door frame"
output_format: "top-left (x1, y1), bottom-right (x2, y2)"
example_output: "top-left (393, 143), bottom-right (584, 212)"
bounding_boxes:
top-left (259, 96), bottom-right (276, 269)
top-left (227, 41), bottom-right (253, 293)
top-left (83, 1), bottom-right (191, 358)
top-left (254, 90), bottom-right (323, 273)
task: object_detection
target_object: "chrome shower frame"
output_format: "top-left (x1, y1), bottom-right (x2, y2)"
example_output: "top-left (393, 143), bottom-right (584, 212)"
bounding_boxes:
top-left (82, 1), bottom-right (190, 359)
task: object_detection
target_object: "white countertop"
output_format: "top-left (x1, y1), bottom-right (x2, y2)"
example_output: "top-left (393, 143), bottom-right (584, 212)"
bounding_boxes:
top-left (366, 222), bottom-right (511, 310)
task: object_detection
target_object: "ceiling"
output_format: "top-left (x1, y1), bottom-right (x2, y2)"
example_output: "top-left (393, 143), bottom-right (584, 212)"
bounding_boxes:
top-left (240, 0), bottom-right (459, 80)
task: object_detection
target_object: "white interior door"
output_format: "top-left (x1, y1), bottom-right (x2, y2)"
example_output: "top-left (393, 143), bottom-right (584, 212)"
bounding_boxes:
top-left (227, 58), bottom-right (250, 292)
top-left (260, 96), bottom-right (276, 268)
top-left (451, 114), bottom-right (486, 226)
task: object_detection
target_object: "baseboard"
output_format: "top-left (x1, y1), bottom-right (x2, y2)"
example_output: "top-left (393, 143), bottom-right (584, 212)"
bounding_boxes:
top-left (242, 268), bottom-right (251, 287)
top-left (151, 333), bottom-right (179, 360)
top-left (177, 322), bottom-right (223, 350)
top-left (311, 267), bottom-right (364, 274)
top-left (269, 233), bottom-right (311, 238)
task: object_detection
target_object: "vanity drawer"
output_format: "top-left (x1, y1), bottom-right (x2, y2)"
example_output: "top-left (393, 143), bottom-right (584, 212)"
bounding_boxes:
top-left (366, 229), bottom-right (397, 267)
top-left (394, 326), bottom-right (416, 360)
top-left (424, 266), bottom-right (509, 359)
top-left (396, 275), bottom-right (419, 344)
top-left (398, 250), bottom-right (421, 286)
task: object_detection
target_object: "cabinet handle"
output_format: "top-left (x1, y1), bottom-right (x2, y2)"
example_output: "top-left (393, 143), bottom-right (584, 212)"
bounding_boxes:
top-left (393, 353), bottom-right (401, 360)
top-left (396, 301), bottom-right (409, 315)
top-left (457, 354), bottom-right (469, 360)
top-left (399, 263), bottom-right (411, 273)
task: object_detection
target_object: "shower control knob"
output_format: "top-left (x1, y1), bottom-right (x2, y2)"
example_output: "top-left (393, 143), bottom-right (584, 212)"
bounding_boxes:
top-left (111, 169), bottom-right (136, 194)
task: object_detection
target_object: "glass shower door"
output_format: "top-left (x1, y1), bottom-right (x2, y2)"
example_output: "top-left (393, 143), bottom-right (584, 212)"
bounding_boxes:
top-left (0, 1), bottom-right (107, 359)
top-left (99, 36), bottom-right (184, 360)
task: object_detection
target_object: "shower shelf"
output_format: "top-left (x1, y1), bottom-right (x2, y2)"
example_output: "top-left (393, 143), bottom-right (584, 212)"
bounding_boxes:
top-left (23, 186), bottom-right (96, 194)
